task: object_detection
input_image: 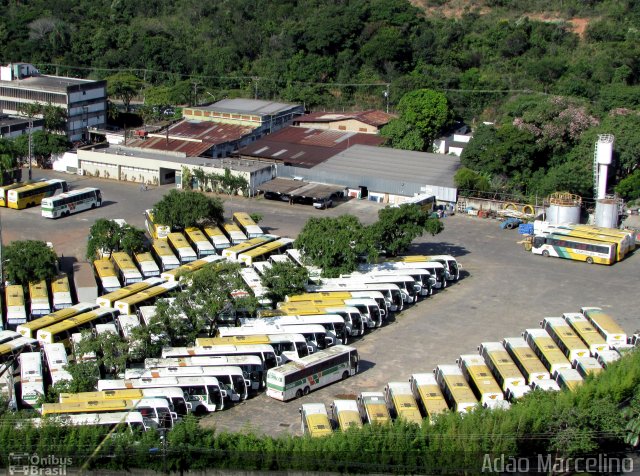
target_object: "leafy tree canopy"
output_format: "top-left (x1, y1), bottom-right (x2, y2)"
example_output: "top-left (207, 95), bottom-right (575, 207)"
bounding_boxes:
top-left (260, 261), bottom-right (310, 304)
top-left (106, 73), bottom-right (145, 112)
top-left (86, 219), bottom-right (146, 260)
top-left (4, 240), bottom-right (58, 285)
top-left (152, 190), bottom-right (224, 230)
top-left (615, 169), bottom-right (640, 201)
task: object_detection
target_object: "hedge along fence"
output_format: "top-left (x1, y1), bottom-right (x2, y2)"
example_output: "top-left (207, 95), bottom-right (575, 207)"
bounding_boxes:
top-left (0, 349), bottom-right (638, 474)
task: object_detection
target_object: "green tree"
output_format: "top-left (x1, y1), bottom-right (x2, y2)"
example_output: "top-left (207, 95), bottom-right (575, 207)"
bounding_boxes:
top-left (380, 118), bottom-right (425, 151)
top-left (86, 219), bottom-right (122, 260)
top-left (119, 225), bottom-right (147, 255)
top-left (76, 329), bottom-right (130, 377)
top-left (106, 73), bottom-right (144, 113)
top-left (41, 103), bottom-right (67, 133)
top-left (180, 166), bottom-right (193, 190)
top-left (454, 167), bottom-right (491, 195)
top-left (368, 204), bottom-right (443, 257)
top-left (4, 240), bottom-right (58, 285)
top-left (0, 139), bottom-right (18, 176)
top-left (615, 170), bottom-right (640, 201)
top-left (260, 261), bottom-right (310, 305)
top-left (249, 213), bottom-right (263, 224)
top-left (295, 215), bottom-right (376, 278)
top-left (12, 131), bottom-right (69, 168)
top-left (52, 360), bottom-right (100, 394)
top-left (153, 190), bottom-right (224, 230)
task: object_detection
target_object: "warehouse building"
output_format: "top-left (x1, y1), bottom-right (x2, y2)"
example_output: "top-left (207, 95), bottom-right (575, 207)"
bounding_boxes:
top-left (292, 110), bottom-right (394, 134)
top-left (0, 113), bottom-right (44, 138)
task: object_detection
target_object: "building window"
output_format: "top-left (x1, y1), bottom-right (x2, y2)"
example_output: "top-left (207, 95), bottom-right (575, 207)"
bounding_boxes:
top-left (338, 125), bottom-right (346, 130)
top-left (359, 128), bottom-right (367, 132)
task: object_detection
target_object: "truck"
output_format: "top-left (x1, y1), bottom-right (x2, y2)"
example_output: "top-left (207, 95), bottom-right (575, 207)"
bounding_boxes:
top-left (72, 261), bottom-right (98, 303)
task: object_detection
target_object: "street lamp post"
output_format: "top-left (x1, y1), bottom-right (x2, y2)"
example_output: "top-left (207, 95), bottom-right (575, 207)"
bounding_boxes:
top-left (28, 119), bottom-right (33, 181)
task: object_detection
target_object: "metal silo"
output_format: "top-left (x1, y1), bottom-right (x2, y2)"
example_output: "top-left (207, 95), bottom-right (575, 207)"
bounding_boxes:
top-left (546, 192), bottom-right (582, 225)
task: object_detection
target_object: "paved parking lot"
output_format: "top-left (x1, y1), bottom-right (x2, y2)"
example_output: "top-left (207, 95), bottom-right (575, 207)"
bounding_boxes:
top-left (2, 169), bottom-right (638, 436)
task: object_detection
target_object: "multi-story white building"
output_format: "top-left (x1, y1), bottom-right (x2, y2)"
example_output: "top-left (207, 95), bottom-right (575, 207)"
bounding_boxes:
top-left (0, 62), bottom-right (107, 141)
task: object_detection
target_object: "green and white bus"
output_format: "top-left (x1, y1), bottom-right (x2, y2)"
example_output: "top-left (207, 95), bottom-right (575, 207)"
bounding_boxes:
top-left (41, 187), bottom-right (102, 218)
top-left (266, 345), bottom-right (358, 401)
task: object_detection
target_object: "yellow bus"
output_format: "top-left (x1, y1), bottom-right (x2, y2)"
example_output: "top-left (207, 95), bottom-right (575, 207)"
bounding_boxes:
top-left (204, 225), bottom-right (231, 251)
top-left (434, 365), bottom-right (477, 413)
top-left (37, 307), bottom-right (119, 347)
top-left (238, 238), bottom-right (295, 267)
top-left (330, 399), bottom-right (362, 431)
top-left (184, 227), bottom-right (216, 258)
top-left (457, 354), bottom-right (506, 408)
top-left (0, 336), bottom-right (38, 366)
top-left (167, 232), bottom-right (197, 264)
top-left (0, 182), bottom-right (24, 207)
top-left (29, 280), bottom-right (51, 318)
top-left (51, 274), bottom-right (73, 310)
top-left (384, 381), bottom-right (423, 425)
top-left (574, 225), bottom-right (636, 251)
top-left (531, 234), bottom-right (616, 265)
top-left (134, 252), bottom-right (161, 278)
top-left (540, 317), bottom-right (590, 362)
top-left (478, 342), bottom-right (530, 400)
top-left (409, 373), bottom-right (449, 421)
top-left (111, 252), bottom-right (143, 286)
top-left (5, 284), bottom-right (27, 325)
top-left (574, 357), bottom-right (603, 378)
top-left (299, 403), bottom-right (332, 438)
top-left (580, 307), bottom-right (627, 348)
top-left (17, 303), bottom-right (99, 339)
top-left (522, 329), bottom-right (572, 377)
top-left (551, 228), bottom-right (627, 262)
top-left (96, 277), bottom-right (164, 308)
top-left (93, 259), bottom-right (121, 294)
top-left (356, 391), bottom-right (391, 424)
top-left (144, 209), bottom-right (170, 240)
top-left (222, 222), bottom-right (247, 245)
top-left (555, 368), bottom-right (583, 392)
top-left (502, 337), bottom-right (550, 384)
top-left (562, 312), bottom-right (608, 355)
top-left (7, 179), bottom-right (68, 209)
top-left (113, 281), bottom-right (180, 316)
top-left (222, 235), bottom-right (276, 262)
top-left (160, 255), bottom-right (224, 283)
top-left (152, 240), bottom-right (180, 272)
top-left (42, 399), bottom-right (131, 416)
top-left (232, 212), bottom-right (264, 239)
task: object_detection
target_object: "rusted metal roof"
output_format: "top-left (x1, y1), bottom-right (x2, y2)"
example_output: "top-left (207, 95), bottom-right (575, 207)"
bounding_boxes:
top-left (294, 110), bottom-right (395, 127)
top-left (125, 137), bottom-right (213, 157)
top-left (239, 126), bottom-right (384, 168)
top-left (163, 120), bottom-right (253, 144)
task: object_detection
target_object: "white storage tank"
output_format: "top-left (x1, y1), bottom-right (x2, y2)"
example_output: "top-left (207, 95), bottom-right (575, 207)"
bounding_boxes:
top-left (595, 199), bottom-right (618, 228)
top-left (546, 192), bottom-right (581, 225)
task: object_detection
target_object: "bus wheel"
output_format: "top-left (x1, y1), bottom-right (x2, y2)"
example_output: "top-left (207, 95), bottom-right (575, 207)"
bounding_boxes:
top-left (296, 389), bottom-right (303, 399)
top-left (586, 257), bottom-right (594, 264)
top-left (342, 371), bottom-right (349, 380)
top-left (303, 386), bottom-right (310, 395)
top-left (194, 405), bottom-right (206, 416)
top-left (542, 250), bottom-right (550, 257)
top-left (91, 203), bottom-right (96, 209)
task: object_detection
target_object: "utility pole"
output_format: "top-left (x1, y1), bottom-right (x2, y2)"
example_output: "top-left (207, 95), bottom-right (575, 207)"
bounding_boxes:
top-left (384, 84), bottom-right (390, 114)
top-left (193, 82), bottom-right (199, 106)
top-left (253, 77), bottom-right (259, 100)
top-left (28, 119), bottom-right (33, 181)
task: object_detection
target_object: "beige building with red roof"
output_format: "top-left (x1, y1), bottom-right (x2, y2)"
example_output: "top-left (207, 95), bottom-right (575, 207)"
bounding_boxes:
top-left (293, 110), bottom-right (394, 134)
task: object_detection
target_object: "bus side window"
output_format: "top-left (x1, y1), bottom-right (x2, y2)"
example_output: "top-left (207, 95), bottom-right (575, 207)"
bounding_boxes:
top-left (533, 237), bottom-right (545, 248)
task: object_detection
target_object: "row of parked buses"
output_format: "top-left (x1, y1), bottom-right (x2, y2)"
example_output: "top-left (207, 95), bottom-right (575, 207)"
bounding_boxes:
top-left (298, 307), bottom-right (637, 437)
top-left (530, 221), bottom-right (636, 266)
top-left (3, 275), bottom-right (73, 328)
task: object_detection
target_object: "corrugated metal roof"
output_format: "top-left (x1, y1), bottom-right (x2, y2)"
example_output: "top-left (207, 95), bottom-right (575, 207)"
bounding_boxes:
top-left (126, 137), bottom-right (213, 157)
top-left (256, 178), bottom-right (344, 199)
top-left (295, 110), bottom-right (395, 127)
top-left (256, 178), bottom-right (305, 194)
top-left (194, 99), bottom-right (301, 116)
top-left (239, 126), bottom-right (384, 168)
top-left (160, 120), bottom-right (253, 144)
top-left (313, 144), bottom-right (461, 189)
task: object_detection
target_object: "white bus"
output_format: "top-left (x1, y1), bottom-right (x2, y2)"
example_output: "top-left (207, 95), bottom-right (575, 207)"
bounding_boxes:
top-left (185, 227), bottom-right (216, 258)
top-left (53, 411), bottom-right (157, 432)
top-left (222, 222), bottom-right (247, 246)
top-left (145, 209), bottom-right (170, 240)
top-left (152, 240), bottom-right (180, 272)
top-left (29, 280), bottom-right (51, 318)
top-left (336, 274), bottom-right (420, 304)
top-left (197, 334), bottom-right (310, 364)
top-left (580, 307), bottom-right (628, 348)
top-left (239, 268), bottom-right (272, 308)
top-left (51, 274), bottom-right (73, 310)
top-left (299, 403), bottom-right (333, 438)
top-left (161, 344), bottom-right (278, 373)
top-left (540, 317), bottom-right (590, 362)
top-left (357, 267), bottom-right (434, 297)
top-left (218, 324), bottom-right (329, 353)
top-left (286, 249), bottom-right (323, 281)
top-left (204, 225), bottom-right (231, 251)
top-left (41, 187), bottom-right (102, 218)
top-left (20, 352), bottom-right (44, 410)
top-left (97, 376), bottom-right (226, 414)
top-left (241, 314), bottom-right (347, 346)
top-left (43, 343), bottom-right (72, 387)
top-left (266, 345), bottom-right (359, 401)
top-left (232, 212), bottom-right (264, 239)
top-left (134, 252), bottom-right (161, 279)
top-left (307, 283), bottom-right (402, 313)
top-left (167, 232), bottom-right (197, 264)
top-left (0, 330), bottom-right (21, 345)
top-left (111, 252), bottom-right (143, 286)
top-left (386, 259), bottom-right (448, 289)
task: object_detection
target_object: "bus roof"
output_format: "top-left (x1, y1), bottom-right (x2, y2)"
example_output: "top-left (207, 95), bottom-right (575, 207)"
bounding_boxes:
top-left (268, 345), bottom-right (355, 377)
top-left (37, 307), bottom-right (118, 339)
top-left (51, 274), bottom-right (70, 293)
top-left (6, 285), bottom-right (25, 306)
top-left (29, 280), bottom-right (49, 300)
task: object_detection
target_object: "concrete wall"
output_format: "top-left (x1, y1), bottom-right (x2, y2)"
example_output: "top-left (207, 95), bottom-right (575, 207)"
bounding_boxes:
top-left (295, 119), bottom-right (379, 134)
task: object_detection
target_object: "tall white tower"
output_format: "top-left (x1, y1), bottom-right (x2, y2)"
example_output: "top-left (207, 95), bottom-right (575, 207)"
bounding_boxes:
top-left (593, 134), bottom-right (614, 200)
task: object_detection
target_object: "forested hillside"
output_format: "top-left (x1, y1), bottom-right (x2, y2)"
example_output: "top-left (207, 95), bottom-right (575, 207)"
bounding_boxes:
top-left (1, 0), bottom-right (639, 198)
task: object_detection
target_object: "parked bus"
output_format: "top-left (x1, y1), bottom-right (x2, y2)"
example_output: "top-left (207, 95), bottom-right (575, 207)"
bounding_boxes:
top-left (29, 280), bottom-right (51, 318)
top-left (573, 224), bottom-right (636, 253)
top-left (0, 182), bottom-right (24, 207)
top-left (286, 249), bottom-right (322, 281)
top-left (382, 260), bottom-right (447, 290)
top-left (222, 235), bottom-right (276, 262)
top-left (7, 179), bottom-right (67, 209)
top-left (267, 304), bottom-right (364, 338)
top-left (531, 234), bottom-right (616, 265)
top-left (50, 411), bottom-right (157, 432)
top-left (51, 274), bottom-right (73, 310)
top-left (331, 274), bottom-right (419, 304)
top-left (574, 357), bottom-right (603, 378)
top-left (457, 354), bottom-right (505, 408)
top-left (0, 337), bottom-right (38, 367)
top-left (37, 307), bottom-right (120, 347)
top-left (521, 330), bottom-right (572, 377)
top-left (357, 392), bottom-right (391, 424)
top-left (384, 381), bottom-right (423, 425)
top-left (60, 388), bottom-right (188, 417)
top-left (238, 238), bottom-right (295, 267)
top-left (197, 334), bottom-right (309, 364)
top-left (239, 268), bottom-right (272, 308)
top-left (222, 222), bottom-right (247, 245)
top-left (97, 278), bottom-right (164, 309)
top-left (562, 313), bottom-right (608, 355)
top-left (97, 376), bottom-right (226, 414)
top-left (596, 349), bottom-right (621, 368)
top-left (167, 232), bottom-right (197, 264)
top-left (232, 212), bottom-right (264, 239)
top-left (299, 403), bottom-right (332, 437)
top-left (286, 291), bottom-right (388, 322)
top-left (184, 227), bottom-right (216, 258)
top-left (6, 284), bottom-right (27, 326)
top-left (145, 355), bottom-right (265, 392)
top-left (152, 240), bottom-right (180, 272)
top-left (43, 342), bottom-right (72, 386)
top-left (161, 344), bottom-right (277, 375)
top-left (17, 303), bottom-right (99, 339)
top-left (356, 266), bottom-right (434, 297)
top-left (242, 314), bottom-right (347, 346)
top-left (93, 259), bottom-right (121, 294)
top-left (409, 373), bottom-right (449, 421)
top-left (478, 342), bottom-right (530, 400)
top-left (503, 337), bottom-right (551, 386)
top-left (114, 281), bottom-right (180, 316)
top-left (0, 330), bottom-right (21, 345)
top-left (20, 352), bottom-right (44, 409)
top-left (160, 255), bottom-right (224, 283)
top-left (218, 324), bottom-right (327, 353)
top-left (393, 255), bottom-right (461, 282)
top-left (580, 307), bottom-right (627, 348)
top-left (145, 209), bottom-right (170, 240)
top-left (41, 187), bottom-right (102, 218)
top-left (330, 399), bottom-right (362, 431)
top-left (267, 345), bottom-right (358, 401)
top-left (307, 282), bottom-right (403, 313)
top-left (134, 252), bottom-right (161, 279)
top-left (433, 365), bottom-right (478, 414)
top-left (204, 225), bottom-right (231, 251)
top-left (540, 317), bottom-right (590, 362)
top-left (280, 297), bottom-right (382, 329)
top-left (555, 368), bottom-right (583, 391)
top-left (531, 379), bottom-right (561, 392)
top-left (111, 252), bottom-right (143, 286)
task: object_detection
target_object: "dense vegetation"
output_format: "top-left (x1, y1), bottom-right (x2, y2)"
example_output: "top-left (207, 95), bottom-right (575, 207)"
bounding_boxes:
top-left (5, 349), bottom-right (639, 473)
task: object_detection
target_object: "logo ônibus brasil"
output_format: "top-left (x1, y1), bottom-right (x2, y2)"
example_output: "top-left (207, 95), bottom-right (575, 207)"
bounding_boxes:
top-left (8, 453), bottom-right (72, 475)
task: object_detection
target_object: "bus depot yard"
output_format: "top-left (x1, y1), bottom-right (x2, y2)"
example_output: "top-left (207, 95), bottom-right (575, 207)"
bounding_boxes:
top-left (0, 170), bottom-right (638, 442)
